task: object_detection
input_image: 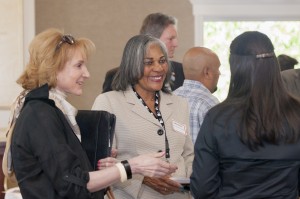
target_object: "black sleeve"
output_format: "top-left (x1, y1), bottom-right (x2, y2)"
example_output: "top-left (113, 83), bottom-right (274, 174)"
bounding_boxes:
top-left (102, 67), bottom-right (119, 93)
top-left (190, 112), bottom-right (220, 199)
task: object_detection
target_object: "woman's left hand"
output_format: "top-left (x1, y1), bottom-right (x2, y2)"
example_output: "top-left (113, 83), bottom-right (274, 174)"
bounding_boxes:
top-left (143, 176), bottom-right (182, 195)
top-left (97, 157), bottom-right (117, 170)
top-left (111, 148), bottom-right (117, 158)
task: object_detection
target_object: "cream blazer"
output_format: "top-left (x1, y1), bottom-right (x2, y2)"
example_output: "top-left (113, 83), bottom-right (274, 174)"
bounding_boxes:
top-left (92, 87), bottom-right (194, 199)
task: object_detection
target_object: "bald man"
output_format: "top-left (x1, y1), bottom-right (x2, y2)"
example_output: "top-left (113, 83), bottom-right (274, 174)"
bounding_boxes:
top-left (174, 47), bottom-right (220, 143)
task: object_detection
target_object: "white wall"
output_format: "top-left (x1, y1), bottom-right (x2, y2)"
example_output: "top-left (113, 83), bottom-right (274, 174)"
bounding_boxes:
top-left (0, 0), bottom-right (35, 141)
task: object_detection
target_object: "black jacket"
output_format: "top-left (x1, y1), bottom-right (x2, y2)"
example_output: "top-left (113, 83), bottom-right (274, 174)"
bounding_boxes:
top-left (11, 84), bottom-right (103, 199)
top-left (169, 61), bottom-right (185, 90)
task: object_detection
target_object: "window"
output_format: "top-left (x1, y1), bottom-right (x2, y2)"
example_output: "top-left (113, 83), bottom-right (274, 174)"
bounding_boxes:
top-left (204, 21), bottom-right (300, 101)
top-left (190, 0), bottom-right (300, 101)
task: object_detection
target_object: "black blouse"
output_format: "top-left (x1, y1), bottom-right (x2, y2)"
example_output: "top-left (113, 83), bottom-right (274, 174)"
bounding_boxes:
top-left (191, 105), bottom-right (300, 199)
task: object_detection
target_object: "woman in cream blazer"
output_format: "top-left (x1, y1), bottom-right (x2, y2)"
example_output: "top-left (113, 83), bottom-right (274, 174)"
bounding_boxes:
top-left (92, 35), bottom-right (194, 199)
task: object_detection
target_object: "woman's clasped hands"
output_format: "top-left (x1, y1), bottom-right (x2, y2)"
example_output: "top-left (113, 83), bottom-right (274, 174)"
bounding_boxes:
top-left (143, 176), bottom-right (183, 195)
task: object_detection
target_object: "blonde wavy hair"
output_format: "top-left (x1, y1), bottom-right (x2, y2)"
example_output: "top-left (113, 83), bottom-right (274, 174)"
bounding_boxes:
top-left (17, 28), bottom-right (95, 90)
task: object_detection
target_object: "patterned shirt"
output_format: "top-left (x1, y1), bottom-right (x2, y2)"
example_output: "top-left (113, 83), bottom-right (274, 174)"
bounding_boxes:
top-left (174, 80), bottom-right (219, 144)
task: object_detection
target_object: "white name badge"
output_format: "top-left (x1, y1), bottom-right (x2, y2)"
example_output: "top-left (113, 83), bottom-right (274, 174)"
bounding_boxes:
top-left (172, 120), bottom-right (187, 135)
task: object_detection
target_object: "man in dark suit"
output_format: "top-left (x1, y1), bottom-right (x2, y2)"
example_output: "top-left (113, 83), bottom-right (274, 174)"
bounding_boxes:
top-left (102, 13), bottom-right (185, 93)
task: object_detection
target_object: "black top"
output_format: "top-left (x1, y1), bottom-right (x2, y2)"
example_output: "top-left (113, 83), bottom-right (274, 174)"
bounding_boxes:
top-left (102, 61), bottom-right (185, 93)
top-left (191, 105), bottom-right (300, 199)
top-left (11, 84), bottom-right (103, 199)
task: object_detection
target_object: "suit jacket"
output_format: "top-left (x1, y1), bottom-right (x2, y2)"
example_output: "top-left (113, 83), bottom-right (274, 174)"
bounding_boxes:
top-left (102, 67), bottom-right (118, 93)
top-left (101, 61), bottom-right (185, 93)
top-left (281, 68), bottom-right (300, 98)
top-left (170, 61), bottom-right (185, 90)
top-left (92, 87), bottom-right (194, 199)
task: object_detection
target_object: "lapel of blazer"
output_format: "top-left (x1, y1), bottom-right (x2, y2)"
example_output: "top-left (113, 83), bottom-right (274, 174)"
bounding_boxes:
top-left (158, 91), bottom-right (173, 122)
top-left (124, 88), bottom-right (160, 126)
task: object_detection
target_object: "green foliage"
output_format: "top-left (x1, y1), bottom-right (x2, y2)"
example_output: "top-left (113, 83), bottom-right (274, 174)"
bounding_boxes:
top-left (204, 21), bottom-right (300, 102)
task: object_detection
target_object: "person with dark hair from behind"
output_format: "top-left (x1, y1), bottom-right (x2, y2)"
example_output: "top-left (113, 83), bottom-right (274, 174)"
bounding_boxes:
top-left (190, 31), bottom-right (300, 199)
top-left (277, 54), bottom-right (298, 71)
top-left (102, 12), bottom-right (184, 93)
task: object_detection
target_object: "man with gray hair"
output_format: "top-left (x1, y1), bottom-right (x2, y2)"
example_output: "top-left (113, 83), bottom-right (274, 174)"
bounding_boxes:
top-left (102, 12), bottom-right (184, 92)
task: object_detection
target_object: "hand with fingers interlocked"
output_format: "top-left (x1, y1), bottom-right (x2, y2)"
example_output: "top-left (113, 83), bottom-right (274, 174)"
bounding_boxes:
top-left (143, 176), bottom-right (182, 195)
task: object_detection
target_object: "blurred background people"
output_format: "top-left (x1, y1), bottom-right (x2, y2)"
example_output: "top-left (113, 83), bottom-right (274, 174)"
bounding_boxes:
top-left (191, 31), bottom-right (300, 199)
top-left (174, 47), bottom-right (220, 144)
top-left (93, 34), bottom-right (193, 199)
top-left (277, 54), bottom-right (298, 71)
top-left (102, 12), bottom-right (184, 93)
top-left (279, 54), bottom-right (300, 98)
top-left (9, 28), bottom-right (177, 199)
top-left (281, 68), bottom-right (300, 98)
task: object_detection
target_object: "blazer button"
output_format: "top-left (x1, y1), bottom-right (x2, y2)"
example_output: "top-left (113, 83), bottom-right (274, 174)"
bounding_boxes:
top-left (157, 129), bottom-right (164, 136)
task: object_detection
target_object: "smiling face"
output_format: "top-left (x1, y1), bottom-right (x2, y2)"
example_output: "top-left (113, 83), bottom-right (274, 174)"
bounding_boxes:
top-left (56, 48), bottom-right (90, 96)
top-left (134, 43), bottom-right (168, 98)
top-left (159, 24), bottom-right (178, 58)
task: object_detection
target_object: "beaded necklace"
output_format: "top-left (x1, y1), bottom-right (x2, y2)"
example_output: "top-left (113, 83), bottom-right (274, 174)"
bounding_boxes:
top-left (132, 86), bottom-right (170, 160)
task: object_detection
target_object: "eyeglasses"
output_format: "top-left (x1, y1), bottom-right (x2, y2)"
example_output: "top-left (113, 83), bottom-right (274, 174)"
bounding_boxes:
top-left (55, 34), bottom-right (75, 51)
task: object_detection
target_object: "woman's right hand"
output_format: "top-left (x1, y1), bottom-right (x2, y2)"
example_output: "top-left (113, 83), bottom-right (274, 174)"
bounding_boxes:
top-left (128, 152), bottom-right (177, 177)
